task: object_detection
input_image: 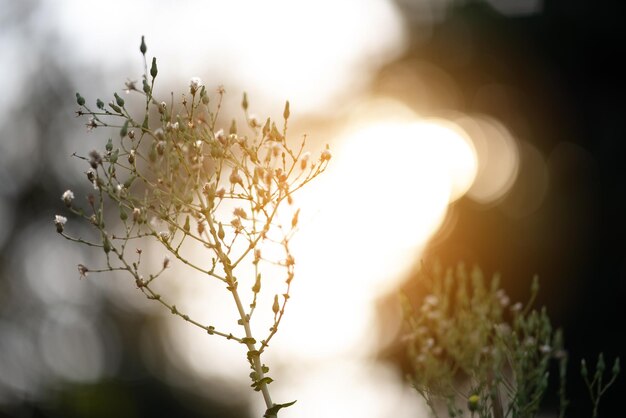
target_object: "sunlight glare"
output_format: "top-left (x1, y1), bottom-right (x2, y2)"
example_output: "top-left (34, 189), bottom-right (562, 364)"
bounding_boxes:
top-left (268, 105), bottom-right (479, 360)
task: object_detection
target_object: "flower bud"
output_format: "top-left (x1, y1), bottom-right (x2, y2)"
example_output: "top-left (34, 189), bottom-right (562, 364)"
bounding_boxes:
top-left (76, 93), bottom-right (85, 106)
top-left (252, 273), bottom-right (261, 293)
top-left (467, 395), bottom-right (480, 412)
top-left (283, 100), bottom-right (290, 120)
top-left (300, 152), bottom-right (311, 170)
top-left (103, 238), bottom-right (111, 253)
top-left (96, 98), bottom-right (104, 109)
top-left (114, 92), bottom-right (125, 107)
top-left (321, 145), bottom-right (332, 162)
top-left (272, 295), bottom-right (280, 315)
top-left (140, 35), bottom-right (147, 55)
top-left (218, 222), bottom-right (225, 240)
top-left (120, 120), bottom-right (129, 138)
top-left (109, 101), bottom-right (121, 113)
top-left (242, 92), bottom-right (248, 111)
top-left (150, 57), bottom-right (158, 79)
top-left (119, 206), bottom-right (128, 221)
top-left (229, 168), bottom-right (243, 186)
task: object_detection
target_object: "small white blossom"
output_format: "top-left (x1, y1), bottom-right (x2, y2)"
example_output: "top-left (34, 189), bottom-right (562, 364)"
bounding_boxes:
top-left (248, 114), bottom-right (260, 128)
top-left (54, 215), bottom-right (67, 233)
top-left (215, 129), bottom-right (226, 145)
top-left (86, 116), bottom-right (97, 131)
top-left (154, 128), bottom-right (165, 140)
top-left (539, 344), bottom-right (552, 354)
top-left (132, 208), bottom-right (141, 222)
top-left (190, 77), bottom-right (203, 94)
top-left (61, 190), bottom-right (74, 206)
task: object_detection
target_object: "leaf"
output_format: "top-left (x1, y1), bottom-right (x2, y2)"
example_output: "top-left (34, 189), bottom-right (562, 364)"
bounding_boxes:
top-left (264, 400), bottom-right (297, 417)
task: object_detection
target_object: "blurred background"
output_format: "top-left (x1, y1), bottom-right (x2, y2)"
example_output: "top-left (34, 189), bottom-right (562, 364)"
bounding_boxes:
top-left (1, 0), bottom-right (624, 417)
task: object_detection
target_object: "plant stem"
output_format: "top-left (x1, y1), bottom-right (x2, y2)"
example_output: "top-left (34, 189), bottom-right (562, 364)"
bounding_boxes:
top-left (228, 274), bottom-right (274, 412)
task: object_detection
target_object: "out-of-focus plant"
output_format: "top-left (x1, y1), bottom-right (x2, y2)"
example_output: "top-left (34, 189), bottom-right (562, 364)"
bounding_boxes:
top-left (55, 36), bottom-right (330, 418)
top-left (401, 262), bottom-right (619, 418)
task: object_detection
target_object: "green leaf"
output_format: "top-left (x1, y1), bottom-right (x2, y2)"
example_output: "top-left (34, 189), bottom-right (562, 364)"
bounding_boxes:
top-left (264, 400), bottom-right (297, 418)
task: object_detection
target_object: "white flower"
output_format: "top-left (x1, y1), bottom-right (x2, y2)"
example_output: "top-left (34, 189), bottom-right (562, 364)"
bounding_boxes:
top-left (248, 114), bottom-right (260, 128)
top-left (154, 128), bottom-right (165, 140)
top-left (54, 215), bottom-right (67, 233)
top-left (189, 77), bottom-right (203, 94)
top-left (86, 116), bottom-right (97, 131)
top-left (61, 190), bottom-right (74, 206)
top-left (215, 129), bottom-right (226, 145)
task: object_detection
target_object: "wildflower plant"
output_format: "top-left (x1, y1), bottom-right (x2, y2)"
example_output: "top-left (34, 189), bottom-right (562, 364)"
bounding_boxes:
top-left (401, 263), bottom-right (619, 418)
top-left (56, 36), bottom-right (330, 417)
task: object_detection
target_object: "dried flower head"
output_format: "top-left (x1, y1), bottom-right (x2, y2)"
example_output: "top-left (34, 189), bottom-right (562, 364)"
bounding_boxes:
top-left (77, 264), bottom-right (89, 279)
top-left (54, 215), bottom-right (67, 233)
top-left (61, 190), bottom-right (74, 207)
top-left (229, 168), bottom-right (243, 186)
top-left (89, 150), bottom-right (102, 168)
